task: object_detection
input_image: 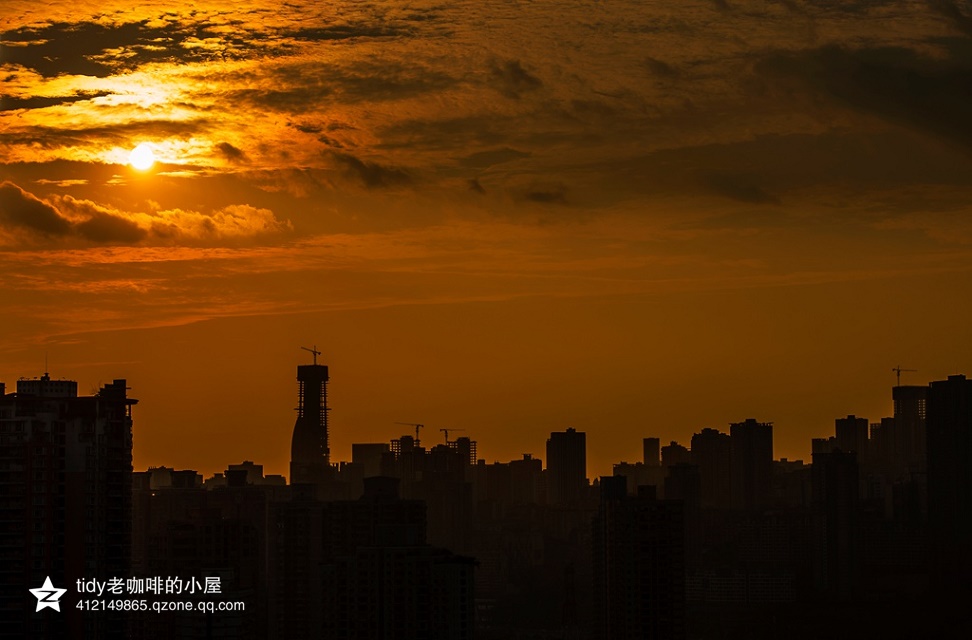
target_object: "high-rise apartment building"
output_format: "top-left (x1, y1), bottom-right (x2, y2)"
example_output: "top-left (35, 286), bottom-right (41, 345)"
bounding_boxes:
top-left (546, 428), bottom-right (587, 505)
top-left (811, 450), bottom-right (860, 600)
top-left (690, 428), bottom-right (732, 509)
top-left (926, 374), bottom-right (972, 589)
top-left (0, 374), bottom-right (136, 639)
top-left (593, 476), bottom-right (685, 640)
top-left (892, 385), bottom-right (927, 475)
top-left (834, 415), bottom-right (869, 459)
top-left (730, 419), bottom-right (773, 511)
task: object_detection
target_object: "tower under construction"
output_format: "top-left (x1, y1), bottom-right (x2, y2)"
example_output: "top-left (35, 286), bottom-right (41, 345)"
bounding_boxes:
top-left (290, 348), bottom-right (330, 485)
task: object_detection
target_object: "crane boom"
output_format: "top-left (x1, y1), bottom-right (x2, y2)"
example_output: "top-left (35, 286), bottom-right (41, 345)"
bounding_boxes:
top-left (439, 428), bottom-right (465, 443)
top-left (891, 365), bottom-right (917, 387)
top-left (300, 345), bottom-right (321, 365)
top-left (395, 422), bottom-right (424, 443)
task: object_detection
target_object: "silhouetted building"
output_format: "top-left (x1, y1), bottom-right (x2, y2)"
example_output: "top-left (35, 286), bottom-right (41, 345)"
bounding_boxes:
top-left (131, 464), bottom-right (274, 640)
top-left (0, 375), bottom-right (136, 639)
top-left (893, 385), bottom-right (927, 475)
top-left (661, 441), bottom-right (690, 470)
top-left (812, 450), bottom-right (860, 600)
top-left (508, 454), bottom-right (543, 505)
top-left (690, 428), bottom-right (732, 509)
top-left (869, 417), bottom-right (895, 475)
top-left (204, 461), bottom-right (286, 489)
top-left (270, 477), bottom-right (474, 640)
top-left (593, 477), bottom-right (685, 640)
top-left (546, 428), bottom-right (587, 505)
top-left (835, 415), bottom-right (869, 461)
top-left (352, 443), bottom-right (391, 478)
top-left (926, 374), bottom-right (972, 590)
top-left (612, 461), bottom-right (664, 497)
top-left (290, 360), bottom-right (330, 485)
top-left (730, 419), bottom-right (773, 511)
top-left (643, 437), bottom-right (660, 467)
top-left (450, 436), bottom-right (477, 466)
top-left (664, 464), bottom-right (702, 570)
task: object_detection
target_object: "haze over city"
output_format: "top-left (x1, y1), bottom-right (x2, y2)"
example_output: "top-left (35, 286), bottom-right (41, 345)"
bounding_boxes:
top-left (3, 0), bottom-right (972, 480)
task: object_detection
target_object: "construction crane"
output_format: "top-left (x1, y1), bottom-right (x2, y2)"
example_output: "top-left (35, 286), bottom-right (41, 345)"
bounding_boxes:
top-left (301, 345), bottom-right (321, 365)
top-left (439, 428), bottom-right (465, 443)
top-left (395, 422), bottom-right (424, 444)
top-left (892, 365), bottom-right (917, 387)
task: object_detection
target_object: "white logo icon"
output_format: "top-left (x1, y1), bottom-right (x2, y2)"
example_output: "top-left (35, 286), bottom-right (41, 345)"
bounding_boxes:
top-left (29, 576), bottom-right (67, 612)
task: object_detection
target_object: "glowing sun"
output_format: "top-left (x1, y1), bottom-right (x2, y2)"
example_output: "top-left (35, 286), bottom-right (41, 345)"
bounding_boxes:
top-left (129, 143), bottom-right (156, 170)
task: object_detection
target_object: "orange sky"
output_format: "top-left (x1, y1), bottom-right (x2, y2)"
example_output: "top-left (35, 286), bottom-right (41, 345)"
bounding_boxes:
top-left (2, 0), bottom-right (972, 479)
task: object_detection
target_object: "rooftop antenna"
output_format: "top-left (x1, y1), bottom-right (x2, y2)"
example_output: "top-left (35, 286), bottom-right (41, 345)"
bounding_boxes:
top-left (301, 345), bottom-right (321, 365)
top-left (892, 365), bottom-right (917, 387)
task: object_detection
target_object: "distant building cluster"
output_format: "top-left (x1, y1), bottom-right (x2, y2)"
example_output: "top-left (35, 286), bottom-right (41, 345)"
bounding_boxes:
top-left (2, 362), bottom-right (971, 639)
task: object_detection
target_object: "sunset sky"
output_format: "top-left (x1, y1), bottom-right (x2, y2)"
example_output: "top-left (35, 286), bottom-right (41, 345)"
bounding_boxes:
top-left (2, 0), bottom-right (972, 479)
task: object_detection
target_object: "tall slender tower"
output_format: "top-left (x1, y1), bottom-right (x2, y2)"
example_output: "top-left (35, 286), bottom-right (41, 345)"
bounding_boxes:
top-left (290, 349), bottom-right (330, 485)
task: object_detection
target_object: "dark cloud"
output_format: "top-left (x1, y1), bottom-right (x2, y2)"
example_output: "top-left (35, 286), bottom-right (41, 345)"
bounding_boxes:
top-left (468, 178), bottom-right (486, 195)
top-left (215, 142), bottom-right (247, 163)
top-left (0, 20), bottom-right (226, 78)
top-left (459, 148), bottom-right (531, 169)
top-left (1, 119), bottom-right (206, 154)
top-left (223, 60), bottom-right (457, 115)
top-left (755, 44), bottom-right (972, 151)
top-left (520, 184), bottom-right (568, 205)
top-left (0, 183), bottom-right (143, 243)
top-left (283, 24), bottom-right (407, 42)
top-left (75, 211), bottom-right (147, 243)
top-left (570, 99), bottom-right (619, 120)
top-left (380, 115), bottom-right (509, 152)
top-left (335, 64), bottom-right (458, 102)
top-left (54, 195), bottom-right (147, 243)
top-left (770, 0), bottom-right (805, 13)
top-left (645, 57), bottom-right (678, 78)
top-left (330, 152), bottom-right (411, 189)
top-left (704, 174), bottom-right (780, 204)
top-left (684, 209), bottom-right (793, 232)
top-left (0, 15), bottom-right (407, 83)
top-left (0, 181), bottom-right (72, 236)
top-left (0, 92), bottom-right (112, 112)
top-left (928, 0), bottom-right (972, 38)
top-left (489, 59), bottom-right (543, 98)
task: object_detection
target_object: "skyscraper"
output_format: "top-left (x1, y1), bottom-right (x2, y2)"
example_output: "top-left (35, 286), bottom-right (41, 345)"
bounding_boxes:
top-left (290, 358), bottom-right (330, 485)
top-left (730, 419), bottom-right (773, 511)
top-left (546, 428), bottom-right (587, 505)
top-left (0, 374), bottom-right (136, 639)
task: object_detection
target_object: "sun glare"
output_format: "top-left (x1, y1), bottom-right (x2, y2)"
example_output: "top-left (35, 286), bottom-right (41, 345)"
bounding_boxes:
top-left (129, 143), bottom-right (156, 170)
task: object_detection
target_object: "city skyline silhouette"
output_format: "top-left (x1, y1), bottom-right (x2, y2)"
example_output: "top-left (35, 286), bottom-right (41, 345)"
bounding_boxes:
top-left (3, 1), bottom-right (972, 636)
top-left (3, 359), bottom-right (970, 638)
top-left (3, 0), bottom-right (972, 482)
